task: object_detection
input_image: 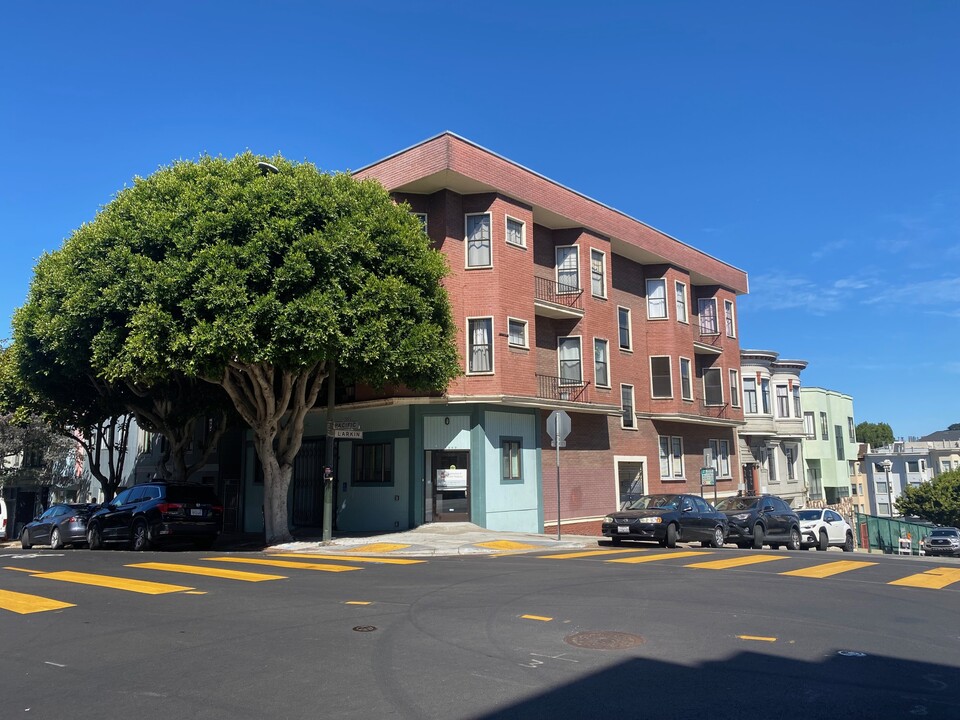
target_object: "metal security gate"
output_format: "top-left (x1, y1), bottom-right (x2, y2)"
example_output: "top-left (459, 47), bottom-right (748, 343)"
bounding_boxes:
top-left (292, 439), bottom-right (325, 528)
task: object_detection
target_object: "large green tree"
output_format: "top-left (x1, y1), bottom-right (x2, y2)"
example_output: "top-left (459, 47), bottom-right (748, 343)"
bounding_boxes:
top-left (896, 469), bottom-right (960, 526)
top-left (33, 153), bottom-right (460, 543)
top-left (856, 421), bottom-right (894, 448)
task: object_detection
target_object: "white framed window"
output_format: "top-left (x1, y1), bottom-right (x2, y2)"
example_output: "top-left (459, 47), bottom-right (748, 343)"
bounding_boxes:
top-left (710, 439), bottom-right (731, 477)
top-left (617, 306), bottom-right (632, 351)
top-left (761, 379), bottom-right (771, 414)
top-left (646, 278), bottom-right (667, 319)
top-left (505, 216), bottom-right (525, 247)
top-left (847, 417), bottom-right (856, 442)
top-left (558, 336), bottom-right (582, 385)
top-left (620, 384), bottom-right (636, 429)
top-left (659, 436), bottom-right (684, 478)
top-left (675, 281), bottom-right (688, 323)
top-left (729, 369), bottom-right (740, 408)
top-left (507, 317), bottom-right (528, 348)
top-left (703, 367), bottom-right (723, 405)
top-left (724, 299), bottom-right (736, 337)
top-left (803, 412), bottom-right (816, 438)
top-left (594, 338), bottom-right (610, 388)
top-left (650, 356), bottom-right (672, 398)
top-left (556, 246), bottom-right (579, 292)
top-left (785, 446), bottom-right (796, 480)
top-left (743, 377), bottom-right (758, 414)
top-left (412, 212), bottom-right (428, 232)
top-left (466, 317), bottom-right (494, 374)
top-left (793, 386), bottom-right (802, 417)
top-left (776, 385), bottom-right (789, 418)
top-left (679, 357), bottom-right (693, 400)
top-left (465, 213), bottom-right (492, 268)
top-left (590, 249), bottom-right (606, 298)
top-left (698, 298), bottom-right (718, 334)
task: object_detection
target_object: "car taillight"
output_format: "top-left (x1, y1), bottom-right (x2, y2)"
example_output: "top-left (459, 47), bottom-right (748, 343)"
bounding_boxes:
top-left (157, 503), bottom-right (183, 514)
top-left (65, 516), bottom-right (83, 523)
top-left (212, 505), bottom-right (223, 513)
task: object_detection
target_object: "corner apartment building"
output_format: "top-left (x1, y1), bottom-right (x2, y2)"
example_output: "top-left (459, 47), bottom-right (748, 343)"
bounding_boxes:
top-left (864, 441), bottom-right (937, 517)
top-left (736, 350), bottom-right (808, 506)
top-left (799, 387), bottom-right (859, 505)
top-left (332, 132), bottom-right (750, 534)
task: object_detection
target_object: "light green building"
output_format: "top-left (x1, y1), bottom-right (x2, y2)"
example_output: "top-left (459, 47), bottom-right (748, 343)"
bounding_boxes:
top-left (799, 388), bottom-right (859, 504)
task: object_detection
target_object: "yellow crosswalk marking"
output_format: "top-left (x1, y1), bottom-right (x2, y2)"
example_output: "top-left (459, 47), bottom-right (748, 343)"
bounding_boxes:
top-left (204, 557), bottom-right (361, 572)
top-left (128, 562), bottom-right (286, 582)
top-left (540, 549), bottom-right (648, 559)
top-left (475, 540), bottom-right (537, 550)
top-left (889, 567), bottom-right (960, 590)
top-left (342, 543), bottom-right (410, 553)
top-left (521, 614), bottom-right (552, 622)
top-left (781, 561), bottom-right (876, 578)
top-left (609, 551), bottom-right (710, 564)
top-left (33, 571), bottom-right (193, 595)
top-left (687, 555), bottom-right (789, 570)
top-left (268, 553), bottom-right (424, 565)
top-left (0, 589), bottom-right (75, 614)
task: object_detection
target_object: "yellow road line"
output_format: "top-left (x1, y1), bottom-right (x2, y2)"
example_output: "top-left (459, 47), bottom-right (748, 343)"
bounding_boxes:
top-left (342, 543), bottom-right (410, 553)
top-left (128, 562), bottom-right (287, 582)
top-left (781, 561), bottom-right (876, 579)
top-left (889, 567), bottom-right (960, 590)
top-left (686, 555), bottom-right (789, 570)
top-left (0, 589), bottom-right (75, 614)
top-left (540, 549), bottom-right (648, 559)
top-left (33, 571), bottom-right (193, 595)
top-left (268, 553), bottom-right (424, 565)
top-left (204, 557), bottom-right (361, 572)
top-left (609, 551), bottom-right (710, 564)
top-left (3, 566), bottom-right (41, 574)
top-left (475, 540), bottom-right (538, 551)
top-left (737, 635), bottom-right (777, 642)
top-left (345, 601), bottom-right (372, 605)
top-left (521, 614), bottom-right (553, 622)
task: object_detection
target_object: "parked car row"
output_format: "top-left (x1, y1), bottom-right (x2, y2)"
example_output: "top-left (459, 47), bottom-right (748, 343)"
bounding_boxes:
top-left (602, 493), bottom-right (856, 552)
top-left (18, 482), bottom-right (223, 551)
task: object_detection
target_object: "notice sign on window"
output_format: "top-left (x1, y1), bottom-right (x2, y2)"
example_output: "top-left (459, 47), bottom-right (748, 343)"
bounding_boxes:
top-left (437, 468), bottom-right (467, 490)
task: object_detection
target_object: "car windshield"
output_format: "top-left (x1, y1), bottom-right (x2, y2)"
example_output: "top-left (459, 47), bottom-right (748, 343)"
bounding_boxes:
top-left (797, 510), bottom-right (823, 521)
top-left (930, 529), bottom-right (959, 537)
top-left (627, 495), bottom-right (680, 511)
top-left (715, 497), bottom-right (759, 511)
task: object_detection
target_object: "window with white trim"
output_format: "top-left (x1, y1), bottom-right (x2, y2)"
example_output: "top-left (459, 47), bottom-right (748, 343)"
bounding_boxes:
top-left (618, 306), bottom-right (632, 350)
top-left (703, 367), bottom-right (723, 405)
top-left (793, 386), bottom-right (802, 417)
top-left (675, 281), bottom-right (688, 323)
top-left (803, 412), bottom-right (815, 438)
top-left (710, 439), bottom-right (731, 477)
top-left (507, 318), bottom-right (528, 348)
top-left (729, 369), bottom-right (740, 408)
top-left (650, 356), bottom-right (672, 398)
top-left (467, 317), bottom-right (493, 374)
top-left (413, 212), bottom-right (428, 232)
top-left (743, 377), bottom-right (758, 414)
top-left (505, 216), bottom-right (525, 247)
top-left (465, 213), bottom-right (492, 268)
top-left (776, 385), bottom-right (789, 418)
top-left (620, 384), bottom-right (636, 429)
top-left (590, 249), bottom-right (606, 298)
top-left (698, 298), bottom-right (718, 334)
top-left (847, 417), bottom-right (855, 442)
top-left (724, 299), bottom-right (736, 337)
top-left (761, 379), bottom-right (771, 414)
top-left (659, 436), bottom-right (684, 478)
top-left (556, 246), bottom-right (579, 292)
top-left (594, 338), bottom-right (610, 388)
top-left (558, 336), bottom-right (582, 385)
top-left (785, 446), bottom-right (796, 480)
top-left (646, 278), bottom-right (667, 319)
top-left (679, 357), bottom-right (693, 400)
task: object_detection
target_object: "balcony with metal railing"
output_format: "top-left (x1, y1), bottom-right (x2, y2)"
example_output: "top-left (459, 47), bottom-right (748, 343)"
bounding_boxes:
top-left (537, 374), bottom-right (591, 404)
top-left (533, 277), bottom-right (584, 319)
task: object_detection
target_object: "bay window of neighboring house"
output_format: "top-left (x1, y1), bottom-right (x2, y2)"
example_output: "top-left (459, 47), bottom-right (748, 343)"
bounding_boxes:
top-left (590, 249), bottom-right (606, 298)
top-left (465, 213), bottom-right (492, 268)
top-left (743, 377), bottom-right (758, 413)
top-left (776, 385), bottom-right (789, 417)
top-left (793, 386), bottom-right (802, 417)
top-left (679, 357), bottom-right (693, 401)
top-left (594, 339), bottom-right (610, 388)
top-left (556, 246), bottom-right (579, 293)
top-left (675, 281), bottom-right (688, 323)
top-left (760, 378), bottom-right (771, 414)
top-left (710, 439), bottom-right (731, 478)
top-left (698, 298), bottom-right (718, 334)
top-left (650, 356), bottom-right (672, 398)
top-left (659, 436), bottom-right (684, 478)
top-left (729, 369), bottom-right (740, 408)
top-left (467, 318), bottom-right (494, 374)
top-left (646, 278), bottom-right (667, 319)
top-left (558, 337), bottom-right (582, 385)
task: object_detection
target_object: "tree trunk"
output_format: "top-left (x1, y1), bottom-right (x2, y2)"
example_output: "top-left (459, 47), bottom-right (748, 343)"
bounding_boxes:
top-left (258, 436), bottom-right (293, 545)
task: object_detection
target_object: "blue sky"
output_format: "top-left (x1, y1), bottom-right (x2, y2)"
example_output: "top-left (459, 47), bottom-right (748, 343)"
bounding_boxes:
top-left (2, 1), bottom-right (958, 439)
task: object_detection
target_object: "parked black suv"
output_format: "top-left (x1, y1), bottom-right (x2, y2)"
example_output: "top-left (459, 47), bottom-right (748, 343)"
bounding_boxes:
top-left (714, 494), bottom-right (801, 550)
top-left (87, 482), bottom-right (223, 551)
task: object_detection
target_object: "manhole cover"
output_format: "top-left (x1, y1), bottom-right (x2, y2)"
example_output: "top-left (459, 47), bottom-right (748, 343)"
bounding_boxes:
top-left (564, 631), bottom-right (644, 650)
top-left (838, 650), bottom-right (866, 657)
top-left (353, 626), bottom-right (377, 632)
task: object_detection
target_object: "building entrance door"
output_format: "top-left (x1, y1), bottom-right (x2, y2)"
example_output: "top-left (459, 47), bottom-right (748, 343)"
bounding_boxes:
top-left (425, 450), bottom-right (470, 522)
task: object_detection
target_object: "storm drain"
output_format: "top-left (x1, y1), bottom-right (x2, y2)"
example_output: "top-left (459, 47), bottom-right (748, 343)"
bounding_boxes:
top-left (564, 631), bottom-right (644, 650)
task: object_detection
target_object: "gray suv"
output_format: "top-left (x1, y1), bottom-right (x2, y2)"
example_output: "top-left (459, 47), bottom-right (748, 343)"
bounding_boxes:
top-left (715, 494), bottom-right (802, 550)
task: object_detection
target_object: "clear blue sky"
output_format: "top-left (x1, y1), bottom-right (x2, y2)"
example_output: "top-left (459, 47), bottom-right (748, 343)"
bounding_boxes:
top-left (2, 1), bottom-right (957, 439)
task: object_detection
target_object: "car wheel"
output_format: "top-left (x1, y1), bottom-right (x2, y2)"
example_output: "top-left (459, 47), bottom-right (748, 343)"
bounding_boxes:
top-left (817, 530), bottom-right (829, 551)
top-left (131, 520), bottom-right (151, 551)
top-left (665, 523), bottom-right (678, 549)
top-left (787, 527), bottom-right (801, 551)
top-left (50, 527), bottom-right (63, 550)
top-left (20, 529), bottom-right (32, 549)
top-left (709, 526), bottom-right (725, 549)
top-left (842, 532), bottom-right (854, 552)
top-left (87, 525), bottom-right (103, 550)
top-left (752, 524), bottom-right (765, 549)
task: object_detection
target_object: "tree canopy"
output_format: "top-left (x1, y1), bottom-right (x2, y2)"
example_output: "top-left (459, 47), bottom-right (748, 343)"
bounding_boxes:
top-left (19, 153), bottom-right (460, 542)
top-left (856, 421), bottom-right (894, 448)
top-left (896, 469), bottom-right (960, 526)
top-left (948, 423), bottom-right (960, 432)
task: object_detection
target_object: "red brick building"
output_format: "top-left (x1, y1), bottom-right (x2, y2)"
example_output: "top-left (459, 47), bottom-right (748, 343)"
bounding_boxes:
top-left (346, 132), bottom-right (749, 535)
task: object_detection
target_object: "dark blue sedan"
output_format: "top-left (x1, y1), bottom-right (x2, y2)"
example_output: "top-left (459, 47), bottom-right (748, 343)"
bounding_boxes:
top-left (20, 503), bottom-right (97, 549)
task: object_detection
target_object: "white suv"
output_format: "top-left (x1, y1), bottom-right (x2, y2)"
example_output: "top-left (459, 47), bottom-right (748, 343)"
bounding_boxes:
top-left (796, 508), bottom-right (855, 552)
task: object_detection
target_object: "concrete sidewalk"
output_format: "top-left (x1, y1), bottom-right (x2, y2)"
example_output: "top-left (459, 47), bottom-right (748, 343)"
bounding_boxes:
top-left (267, 522), bottom-right (600, 557)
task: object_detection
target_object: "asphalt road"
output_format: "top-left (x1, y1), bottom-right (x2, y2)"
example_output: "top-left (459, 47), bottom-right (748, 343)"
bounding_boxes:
top-left (1, 545), bottom-right (958, 720)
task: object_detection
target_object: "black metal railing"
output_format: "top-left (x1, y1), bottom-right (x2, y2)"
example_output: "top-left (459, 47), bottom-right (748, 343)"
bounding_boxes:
top-left (535, 276), bottom-right (584, 311)
top-left (699, 398), bottom-right (731, 418)
top-left (537, 374), bottom-right (590, 403)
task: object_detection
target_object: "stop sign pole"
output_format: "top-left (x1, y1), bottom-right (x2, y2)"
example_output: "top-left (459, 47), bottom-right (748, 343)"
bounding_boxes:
top-left (546, 410), bottom-right (571, 541)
